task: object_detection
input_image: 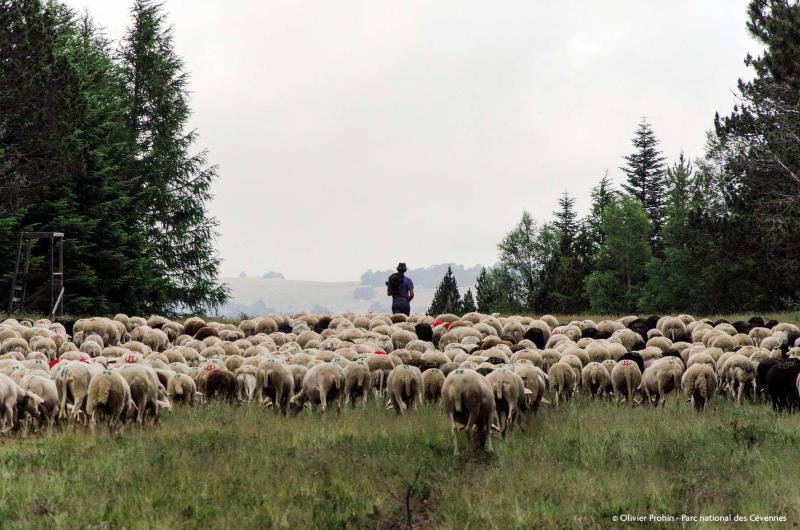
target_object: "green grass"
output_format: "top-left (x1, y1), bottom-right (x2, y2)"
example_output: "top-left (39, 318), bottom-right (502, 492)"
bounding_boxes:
top-left (1, 397), bottom-right (799, 529)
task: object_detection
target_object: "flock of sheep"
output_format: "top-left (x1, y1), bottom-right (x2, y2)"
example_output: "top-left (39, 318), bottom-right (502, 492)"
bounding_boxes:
top-left (1, 311), bottom-right (799, 454)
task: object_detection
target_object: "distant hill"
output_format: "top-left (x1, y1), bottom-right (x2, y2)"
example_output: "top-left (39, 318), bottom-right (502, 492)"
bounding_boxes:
top-left (359, 263), bottom-right (482, 288)
top-left (217, 270), bottom-right (477, 317)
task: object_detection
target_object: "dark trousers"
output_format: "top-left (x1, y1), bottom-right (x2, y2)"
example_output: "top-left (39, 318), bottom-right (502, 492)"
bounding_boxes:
top-left (391, 298), bottom-right (410, 316)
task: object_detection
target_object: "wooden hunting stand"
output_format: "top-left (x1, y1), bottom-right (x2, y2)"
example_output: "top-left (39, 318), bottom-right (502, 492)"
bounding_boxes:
top-left (8, 232), bottom-right (65, 318)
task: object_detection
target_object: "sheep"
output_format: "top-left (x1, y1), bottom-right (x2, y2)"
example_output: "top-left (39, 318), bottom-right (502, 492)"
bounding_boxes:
top-left (514, 364), bottom-right (546, 413)
top-left (167, 373), bottom-right (199, 405)
top-left (86, 370), bottom-right (134, 430)
top-left (116, 364), bottom-right (170, 423)
top-left (581, 362), bottom-right (611, 399)
top-left (611, 359), bottom-right (642, 406)
top-left (485, 367), bottom-right (527, 434)
top-left (641, 358), bottom-right (684, 406)
top-left (256, 359), bottom-right (293, 414)
top-left (419, 368), bottom-right (445, 403)
top-left (547, 361), bottom-right (576, 407)
top-left (440, 368), bottom-right (498, 455)
top-left (720, 354), bottom-right (756, 405)
top-left (386, 365), bottom-right (422, 413)
top-left (234, 365), bottom-right (258, 402)
top-left (659, 317), bottom-right (689, 342)
top-left (18, 373), bottom-right (59, 426)
top-left (343, 359), bottom-right (371, 407)
top-left (53, 361), bottom-right (103, 423)
top-left (203, 369), bottom-right (239, 403)
top-left (682, 363), bottom-right (718, 412)
top-left (765, 359), bottom-right (800, 412)
top-left (287, 364), bottom-right (307, 394)
top-left (522, 320), bottom-right (550, 349)
top-left (0, 373), bottom-right (44, 432)
top-left (290, 362), bottom-right (345, 414)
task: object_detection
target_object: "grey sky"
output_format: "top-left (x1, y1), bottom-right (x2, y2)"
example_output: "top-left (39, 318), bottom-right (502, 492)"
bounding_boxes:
top-left (66, 0), bottom-right (756, 281)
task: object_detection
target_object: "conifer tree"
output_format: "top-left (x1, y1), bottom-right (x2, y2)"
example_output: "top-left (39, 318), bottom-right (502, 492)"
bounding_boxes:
top-left (553, 191), bottom-right (578, 255)
top-left (587, 172), bottom-right (615, 251)
top-left (461, 288), bottom-right (477, 313)
top-left (427, 266), bottom-right (461, 316)
top-left (119, 0), bottom-right (227, 313)
top-left (474, 267), bottom-right (495, 313)
top-left (620, 118), bottom-right (667, 250)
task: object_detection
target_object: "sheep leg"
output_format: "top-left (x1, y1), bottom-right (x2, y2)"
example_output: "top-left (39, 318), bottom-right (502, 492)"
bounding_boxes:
top-left (1, 404), bottom-right (13, 433)
top-left (449, 413), bottom-right (460, 456)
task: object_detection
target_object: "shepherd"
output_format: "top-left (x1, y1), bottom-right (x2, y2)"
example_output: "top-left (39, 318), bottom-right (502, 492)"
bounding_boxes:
top-left (386, 262), bottom-right (414, 316)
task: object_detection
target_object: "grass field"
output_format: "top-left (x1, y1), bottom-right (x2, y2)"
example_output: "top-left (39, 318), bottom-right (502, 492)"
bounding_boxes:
top-left (2, 396), bottom-right (799, 529)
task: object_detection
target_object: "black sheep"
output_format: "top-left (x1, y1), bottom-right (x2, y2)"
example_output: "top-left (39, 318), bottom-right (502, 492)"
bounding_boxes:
top-left (765, 359), bottom-right (800, 412)
top-left (581, 327), bottom-right (598, 339)
top-left (748, 316), bottom-right (766, 327)
top-left (414, 323), bottom-right (434, 343)
top-left (194, 326), bottom-right (219, 340)
top-left (756, 358), bottom-right (780, 399)
top-left (732, 320), bottom-right (752, 334)
top-left (313, 316), bottom-right (332, 334)
top-left (523, 327), bottom-right (547, 349)
top-left (205, 370), bottom-right (239, 403)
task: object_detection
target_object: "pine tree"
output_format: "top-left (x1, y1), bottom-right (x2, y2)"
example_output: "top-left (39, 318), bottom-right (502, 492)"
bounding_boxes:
top-left (427, 266), bottom-right (461, 316)
top-left (461, 288), bottom-right (477, 313)
top-left (553, 191), bottom-right (578, 255)
top-left (0, 0), bottom-right (85, 298)
top-left (474, 267), bottom-right (494, 313)
top-left (587, 172), bottom-right (615, 251)
top-left (711, 0), bottom-right (800, 308)
top-left (639, 152), bottom-right (697, 312)
top-left (120, 0), bottom-right (227, 313)
top-left (620, 118), bottom-right (667, 250)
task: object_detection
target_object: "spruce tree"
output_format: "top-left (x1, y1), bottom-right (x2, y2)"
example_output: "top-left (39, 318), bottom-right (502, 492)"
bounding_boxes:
top-left (461, 288), bottom-right (477, 313)
top-left (587, 172), bottom-right (615, 250)
top-left (474, 267), bottom-right (494, 313)
top-left (711, 0), bottom-right (800, 307)
top-left (553, 191), bottom-right (578, 255)
top-left (427, 266), bottom-right (461, 316)
top-left (639, 152), bottom-right (697, 312)
top-left (120, 0), bottom-right (227, 313)
top-left (620, 118), bottom-right (667, 250)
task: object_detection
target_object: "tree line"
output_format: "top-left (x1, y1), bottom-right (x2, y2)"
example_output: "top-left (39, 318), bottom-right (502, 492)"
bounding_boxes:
top-left (430, 0), bottom-right (800, 316)
top-left (0, 0), bottom-right (227, 315)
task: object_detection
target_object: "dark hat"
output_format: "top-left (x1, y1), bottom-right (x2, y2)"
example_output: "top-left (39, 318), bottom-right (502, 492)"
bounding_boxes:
top-left (396, 262), bottom-right (408, 272)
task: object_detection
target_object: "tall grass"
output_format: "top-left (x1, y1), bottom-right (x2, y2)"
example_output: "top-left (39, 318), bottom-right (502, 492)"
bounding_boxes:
top-left (1, 396), bottom-right (798, 529)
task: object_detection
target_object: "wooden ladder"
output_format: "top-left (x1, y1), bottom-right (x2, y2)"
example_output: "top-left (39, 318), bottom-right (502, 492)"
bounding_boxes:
top-left (8, 232), bottom-right (65, 318)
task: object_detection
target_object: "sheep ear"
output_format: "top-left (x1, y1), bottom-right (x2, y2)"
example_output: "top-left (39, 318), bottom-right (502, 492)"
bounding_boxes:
top-left (523, 388), bottom-right (533, 395)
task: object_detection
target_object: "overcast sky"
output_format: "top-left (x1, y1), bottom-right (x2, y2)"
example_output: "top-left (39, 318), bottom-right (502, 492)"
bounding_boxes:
top-left (66, 0), bottom-right (756, 281)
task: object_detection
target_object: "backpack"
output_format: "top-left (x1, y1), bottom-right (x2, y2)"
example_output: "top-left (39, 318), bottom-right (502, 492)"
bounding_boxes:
top-left (386, 272), bottom-right (404, 296)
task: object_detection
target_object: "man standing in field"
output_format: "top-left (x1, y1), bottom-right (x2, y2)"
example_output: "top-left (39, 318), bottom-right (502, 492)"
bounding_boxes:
top-left (386, 262), bottom-right (414, 316)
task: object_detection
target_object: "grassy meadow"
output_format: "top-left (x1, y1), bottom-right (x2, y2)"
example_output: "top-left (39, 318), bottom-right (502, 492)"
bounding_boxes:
top-left (1, 396), bottom-right (799, 529)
